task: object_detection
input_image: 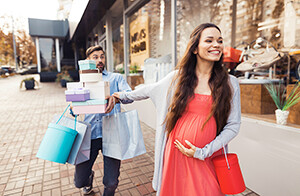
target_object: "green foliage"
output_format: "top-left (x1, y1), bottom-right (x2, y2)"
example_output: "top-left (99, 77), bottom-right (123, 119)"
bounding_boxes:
top-left (265, 81), bottom-right (300, 111)
top-left (129, 65), bottom-right (139, 74)
top-left (19, 77), bottom-right (38, 89)
top-left (55, 71), bottom-right (73, 83)
top-left (22, 77), bottom-right (35, 81)
top-left (117, 67), bottom-right (125, 74)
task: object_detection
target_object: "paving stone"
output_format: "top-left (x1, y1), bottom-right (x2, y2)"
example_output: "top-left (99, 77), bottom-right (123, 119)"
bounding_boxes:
top-left (51, 188), bottom-right (61, 196)
top-left (128, 187), bottom-right (140, 195)
top-left (0, 177), bottom-right (9, 184)
top-left (32, 183), bottom-right (42, 193)
top-left (15, 179), bottom-right (25, 188)
top-left (41, 190), bottom-right (51, 196)
top-left (4, 181), bottom-right (16, 191)
top-left (137, 184), bottom-right (149, 195)
top-left (22, 185), bottom-right (33, 195)
top-left (119, 189), bottom-right (131, 196)
top-left (2, 187), bottom-right (23, 195)
top-left (0, 184), bottom-right (6, 192)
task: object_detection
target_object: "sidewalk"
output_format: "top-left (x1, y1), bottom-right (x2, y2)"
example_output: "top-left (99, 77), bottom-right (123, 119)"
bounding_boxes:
top-left (0, 74), bottom-right (258, 196)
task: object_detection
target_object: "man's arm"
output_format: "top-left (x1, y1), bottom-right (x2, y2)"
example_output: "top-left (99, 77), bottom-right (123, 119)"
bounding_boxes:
top-left (116, 74), bottom-right (134, 104)
top-left (105, 74), bottom-right (133, 113)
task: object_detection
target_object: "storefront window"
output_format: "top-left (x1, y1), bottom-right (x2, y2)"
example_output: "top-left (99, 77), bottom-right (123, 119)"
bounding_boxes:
top-left (128, 0), bottom-right (171, 71)
top-left (176, 0), bottom-right (233, 58)
top-left (97, 20), bottom-right (106, 38)
top-left (39, 38), bottom-right (56, 72)
top-left (113, 24), bottom-right (124, 72)
top-left (230, 0), bottom-right (300, 50)
top-left (235, 0), bottom-right (263, 48)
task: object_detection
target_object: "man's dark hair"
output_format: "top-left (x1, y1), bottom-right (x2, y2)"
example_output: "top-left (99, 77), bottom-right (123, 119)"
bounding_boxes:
top-left (86, 45), bottom-right (105, 58)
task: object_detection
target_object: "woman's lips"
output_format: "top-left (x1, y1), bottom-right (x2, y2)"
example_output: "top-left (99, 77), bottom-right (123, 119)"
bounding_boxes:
top-left (208, 50), bottom-right (220, 54)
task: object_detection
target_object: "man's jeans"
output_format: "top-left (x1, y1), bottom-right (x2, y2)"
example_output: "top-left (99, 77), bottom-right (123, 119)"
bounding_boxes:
top-left (74, 138), bottom-right (121, 196)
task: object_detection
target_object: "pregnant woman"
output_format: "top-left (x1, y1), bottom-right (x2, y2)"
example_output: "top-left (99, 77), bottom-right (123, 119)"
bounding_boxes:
top-left (113, 23), bottom-right (241, 196)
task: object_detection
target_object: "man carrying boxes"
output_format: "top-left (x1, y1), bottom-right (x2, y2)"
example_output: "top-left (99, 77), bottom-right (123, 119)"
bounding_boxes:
top-left (69, 45), bottom-right (133, 195)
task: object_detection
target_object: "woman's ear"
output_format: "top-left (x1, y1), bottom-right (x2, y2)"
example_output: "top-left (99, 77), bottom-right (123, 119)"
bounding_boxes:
top-left (193, 49), bottom-right (198, 54)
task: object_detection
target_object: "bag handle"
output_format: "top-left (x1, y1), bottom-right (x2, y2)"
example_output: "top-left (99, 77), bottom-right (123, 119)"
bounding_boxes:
top-left (111, 96), bottom-right (127, 114)
top-left (222, 144), bottom-right (230, 170)
top-left (56, 104), bottom-right (77, 130)
top-left (112, 98), bottom-right (117, 116)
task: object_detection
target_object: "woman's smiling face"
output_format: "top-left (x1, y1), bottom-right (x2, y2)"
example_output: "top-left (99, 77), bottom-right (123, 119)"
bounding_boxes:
top-left (194, 27), bottom-right (224, 62)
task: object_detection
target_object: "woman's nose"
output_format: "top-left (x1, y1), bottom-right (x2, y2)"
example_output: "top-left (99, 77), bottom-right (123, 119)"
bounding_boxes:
top-left (213, 41), bottom-right (221, 48)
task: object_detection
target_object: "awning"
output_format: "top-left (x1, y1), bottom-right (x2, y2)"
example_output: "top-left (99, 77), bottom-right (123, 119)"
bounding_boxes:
top-left (69, 0), bottom-right (116, 41)
top-left (28, 18), bottom-right (69, 38)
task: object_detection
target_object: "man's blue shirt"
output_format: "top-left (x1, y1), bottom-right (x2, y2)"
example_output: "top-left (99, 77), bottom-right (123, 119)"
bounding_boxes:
top-left (84, 69), bottom-right (132, 139)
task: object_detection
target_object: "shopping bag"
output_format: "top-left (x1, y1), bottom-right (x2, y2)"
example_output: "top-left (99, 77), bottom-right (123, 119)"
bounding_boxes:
top-left (52, 115), bottom-right (91, 165)
top-left (36, 105), bottom-right (78, 164)
top-left (212, 146), bottom-right (246, 194)
top-left (102, 109), bottom-right (146, 160)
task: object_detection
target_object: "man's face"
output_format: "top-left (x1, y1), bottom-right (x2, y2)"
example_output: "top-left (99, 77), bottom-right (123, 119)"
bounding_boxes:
top-left (88, 50), bottom-right (106, 72)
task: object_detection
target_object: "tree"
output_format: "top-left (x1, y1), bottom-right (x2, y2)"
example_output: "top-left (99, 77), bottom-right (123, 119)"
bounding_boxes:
top-left (0, 28), bottom-right (14, 65)
top-left (0, 18), bottom-right (36, 67)
top-left (16, 30), bottom-right (37, 68)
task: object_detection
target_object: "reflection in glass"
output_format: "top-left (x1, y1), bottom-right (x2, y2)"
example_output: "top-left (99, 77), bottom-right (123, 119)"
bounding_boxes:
top-left (113, 24), bottom-right (124, 73)
top-left (39, 38), bottom-right (57, 72)
top-left (176, 0), bottom-right (233, 57)
top-left (128, 0), bottom-right (171, 71)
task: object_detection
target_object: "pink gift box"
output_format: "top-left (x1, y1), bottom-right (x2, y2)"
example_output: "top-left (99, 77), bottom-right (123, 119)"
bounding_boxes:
top-left (73, 104), bottom-right (107, 114)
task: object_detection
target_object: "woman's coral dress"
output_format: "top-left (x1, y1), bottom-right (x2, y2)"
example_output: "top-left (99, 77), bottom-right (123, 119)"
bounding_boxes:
top-left (160, 94), bottom-right (224, 196)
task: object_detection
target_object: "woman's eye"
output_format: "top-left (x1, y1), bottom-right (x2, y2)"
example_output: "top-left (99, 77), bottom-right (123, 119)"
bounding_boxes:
top-left (205, 40), bottom-right (212, 43)
top-left (218, 40), bottom-right (223, 43)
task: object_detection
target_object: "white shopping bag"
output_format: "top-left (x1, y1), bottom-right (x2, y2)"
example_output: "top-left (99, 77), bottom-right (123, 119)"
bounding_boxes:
top-left (102, 110), bottom-right (146, 160)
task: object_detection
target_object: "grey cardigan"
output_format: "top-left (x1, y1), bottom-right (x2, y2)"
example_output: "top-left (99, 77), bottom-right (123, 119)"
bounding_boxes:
top-left (120, 70), bottom-right (241, 195)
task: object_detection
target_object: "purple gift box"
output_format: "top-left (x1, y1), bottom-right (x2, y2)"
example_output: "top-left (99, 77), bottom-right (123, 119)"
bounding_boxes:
top-left (65, 88), bottom-right (90, 102)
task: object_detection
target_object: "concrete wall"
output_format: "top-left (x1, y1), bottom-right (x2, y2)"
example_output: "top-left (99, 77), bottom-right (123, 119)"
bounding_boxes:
top-left (230, 117), bottom-right (300, 196)
top-left (122, 101), bottom-right (300, 196)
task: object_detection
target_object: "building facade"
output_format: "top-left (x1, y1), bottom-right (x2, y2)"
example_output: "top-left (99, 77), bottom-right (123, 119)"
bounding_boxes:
top-left (30, 0), bottom-right (300, 81)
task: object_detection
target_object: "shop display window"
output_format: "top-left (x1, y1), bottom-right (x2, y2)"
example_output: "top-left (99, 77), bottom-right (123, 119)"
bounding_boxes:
top-left (176, 0), bottom-right (233, 58)
top-left (113, 24), bottom-right (124, 73)
top-left (39, 38), bottom-right (57, 72)
top-left (128, 0), bottom-right (171, 72)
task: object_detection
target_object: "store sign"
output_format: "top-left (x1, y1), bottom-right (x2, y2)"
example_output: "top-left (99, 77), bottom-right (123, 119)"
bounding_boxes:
top-left (130, 14), bottom-right (149, 67)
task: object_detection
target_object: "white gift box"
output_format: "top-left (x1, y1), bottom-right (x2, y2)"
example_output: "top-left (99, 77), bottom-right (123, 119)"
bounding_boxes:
top-left (66, 82), bottom-right (84, 90)
top-left (80, 73), bottom-right (102, 82)
top-left (84, 81), bottom-right (110, 99)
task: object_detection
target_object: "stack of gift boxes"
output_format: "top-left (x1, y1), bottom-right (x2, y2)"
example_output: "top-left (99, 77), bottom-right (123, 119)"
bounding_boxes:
top-left (65, 60), bottom-right (110, 114)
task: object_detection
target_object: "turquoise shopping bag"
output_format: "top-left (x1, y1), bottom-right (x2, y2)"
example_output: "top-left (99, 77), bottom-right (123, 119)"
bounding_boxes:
top-left (36, 105), bottom-right (78, 164)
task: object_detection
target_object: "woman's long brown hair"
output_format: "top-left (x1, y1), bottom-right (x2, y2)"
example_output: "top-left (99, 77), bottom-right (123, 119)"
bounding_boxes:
top-left (164, 23), bottom-right (232, 136)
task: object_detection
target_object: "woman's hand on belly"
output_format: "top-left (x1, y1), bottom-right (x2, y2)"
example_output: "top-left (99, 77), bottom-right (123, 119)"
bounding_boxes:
top-left (174, 139), bottom-right (196, 158)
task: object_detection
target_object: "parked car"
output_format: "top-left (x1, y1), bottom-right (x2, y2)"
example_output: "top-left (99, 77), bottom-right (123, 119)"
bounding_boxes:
top-left (1, 65), bottom-right (15, 74)
top-left (0, 69), bottom-right (6, 75)
top-left (19, 65), bottom-right (38, 75)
